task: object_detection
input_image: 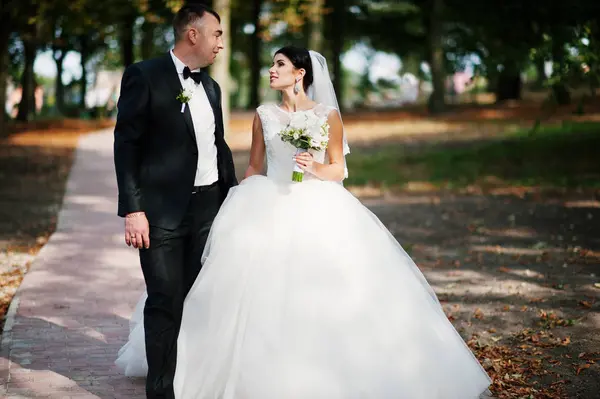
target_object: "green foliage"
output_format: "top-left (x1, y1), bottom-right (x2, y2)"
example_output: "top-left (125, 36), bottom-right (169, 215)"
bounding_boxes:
top-left (348, 0), bottom-right (424, 57)
top-left (3, 0), bottom-right (600, 119)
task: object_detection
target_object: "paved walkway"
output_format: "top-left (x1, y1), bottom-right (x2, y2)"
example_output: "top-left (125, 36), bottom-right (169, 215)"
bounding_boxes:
top-left (0, 129), bottom-right (146, 398)
top-left (0, 128), bottom-right (498, 399)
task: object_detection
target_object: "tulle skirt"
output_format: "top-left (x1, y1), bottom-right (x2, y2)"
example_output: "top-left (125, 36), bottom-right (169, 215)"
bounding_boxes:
top-left (117, 175), bottom-right (491, 399)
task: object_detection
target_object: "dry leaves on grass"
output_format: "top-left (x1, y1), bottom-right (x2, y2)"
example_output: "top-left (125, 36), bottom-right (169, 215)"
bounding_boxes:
top-left (0, 119), bottom-right (112, 333)
top-left (470, 334), bottom-right (568, 398)
top-left (464, 305), bottom-right (598, 398)
top-left (0, 265), bottom-right (29, 328)
top-left (537, 310), bottom-right (577, 329)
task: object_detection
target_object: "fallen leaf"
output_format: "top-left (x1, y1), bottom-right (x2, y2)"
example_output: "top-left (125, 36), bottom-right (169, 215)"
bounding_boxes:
top-left (445, 283), bottom-right (457, 289)
top-left (474, 308), bottom-right (484, 319)
top-left (529, 297), bottom-right (545, 303)
top-left (576, 364), bottom-right (591, 375)
top-left (498, 266), bottom-right (511, 273)
top-left (579, 300), bottom-right (593, 308)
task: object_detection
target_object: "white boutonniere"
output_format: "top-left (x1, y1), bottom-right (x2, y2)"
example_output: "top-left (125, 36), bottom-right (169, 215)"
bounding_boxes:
top-left (176, 88), bottom-right (193, 113)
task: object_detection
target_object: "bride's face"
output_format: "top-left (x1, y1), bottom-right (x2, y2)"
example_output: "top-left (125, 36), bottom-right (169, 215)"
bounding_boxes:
top-left (269, 54), bottom-right (303, 90)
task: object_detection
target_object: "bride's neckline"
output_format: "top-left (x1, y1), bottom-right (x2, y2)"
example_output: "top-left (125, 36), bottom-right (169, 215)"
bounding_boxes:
top-left (275, 103), bottom-right (319, 114)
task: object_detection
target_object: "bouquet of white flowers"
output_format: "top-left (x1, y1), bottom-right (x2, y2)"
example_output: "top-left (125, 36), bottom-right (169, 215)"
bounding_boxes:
top-left (279, 113), bottom-right (329, 182)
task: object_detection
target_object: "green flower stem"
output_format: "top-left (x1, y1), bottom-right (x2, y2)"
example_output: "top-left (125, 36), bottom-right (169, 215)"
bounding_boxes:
top-left (292, 171), bottom-right (304, 182)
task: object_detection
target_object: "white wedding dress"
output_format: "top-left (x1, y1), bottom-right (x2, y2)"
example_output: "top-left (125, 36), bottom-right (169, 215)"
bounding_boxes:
top-left (116, 103), bottom-right (492, 398)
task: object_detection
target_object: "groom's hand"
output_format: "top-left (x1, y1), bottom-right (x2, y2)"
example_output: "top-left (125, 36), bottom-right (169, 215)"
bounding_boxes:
top-left (125, 212), bottom-right (150, 249)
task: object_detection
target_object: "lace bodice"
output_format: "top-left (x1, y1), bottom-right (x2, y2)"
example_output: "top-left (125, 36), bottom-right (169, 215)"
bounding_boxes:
top-left (256, 103), bottom-right (336, 183)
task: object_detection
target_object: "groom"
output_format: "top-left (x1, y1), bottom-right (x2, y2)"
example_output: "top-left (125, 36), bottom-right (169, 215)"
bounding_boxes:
top-left (113, 4), bottom-right (237, 398)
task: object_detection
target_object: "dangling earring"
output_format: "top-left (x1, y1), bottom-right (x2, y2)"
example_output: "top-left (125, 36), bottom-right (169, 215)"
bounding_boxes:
top-left (294, 79), bottom-right (301, 94)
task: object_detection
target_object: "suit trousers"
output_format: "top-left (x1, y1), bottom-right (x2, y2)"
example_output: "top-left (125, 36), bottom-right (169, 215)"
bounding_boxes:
top-left (139, 184), bottom-right (221, 399)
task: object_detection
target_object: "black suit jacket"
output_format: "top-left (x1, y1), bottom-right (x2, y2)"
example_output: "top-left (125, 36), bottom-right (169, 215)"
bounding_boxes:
top-left (114, 53), bottom-right (237, 230)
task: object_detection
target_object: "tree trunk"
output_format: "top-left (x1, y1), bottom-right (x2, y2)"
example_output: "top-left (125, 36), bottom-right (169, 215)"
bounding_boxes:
top-left (495, 68), bottom-right (522, 101)
top-left (308, 0), bottom-right (324, 53)
top-left (534, 57), bottom-right (546, 90)
top-left (358, 51), bottom-right (375, 105)
top-left (248, 0), bottom-right (261, 109)
top-left (120, 13), bottom-right (136, 67)
top-left (401, 53), bottom-right (421, 76)
top-left (427, 0), bottom-right (445, 114)
top-left (79, 36), bottom-right (89, 110)
top-left (551, 82), bottom-right (571, 105)
top-left (550, 31), bottom-right (571, 105)
top-left (141, 20), bottom-right (155, 60)
top-left (53, 48), bottom-right (67, 114)
top-left (589, 24), bottom-right (600, 98)
top-left (550, 73), bottom-right (570, 106)
top-left (212, 0), bottom-right (231, 134)
top-left (330, 0), bottom-right (345, 110)
top-left (0, 25), bottom-right (10, 136)
top-left (16, 39), bottom-right (37, 121)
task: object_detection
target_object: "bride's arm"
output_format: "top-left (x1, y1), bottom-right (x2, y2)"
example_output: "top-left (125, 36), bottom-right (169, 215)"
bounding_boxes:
top-left (295, 110), bottom-right (345, 182)
top-left (244, 112), bottom-right (266, 179)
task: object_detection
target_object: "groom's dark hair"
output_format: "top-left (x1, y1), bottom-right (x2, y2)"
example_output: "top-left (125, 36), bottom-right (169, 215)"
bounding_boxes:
top-left (275, 46), bottom-right (314, 92)
top-left (173, 3), bottom-right (221, 42)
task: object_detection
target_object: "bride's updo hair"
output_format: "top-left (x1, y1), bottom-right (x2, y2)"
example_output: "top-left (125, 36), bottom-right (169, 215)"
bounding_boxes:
top-left (275, 46), bottom-right (314, 92)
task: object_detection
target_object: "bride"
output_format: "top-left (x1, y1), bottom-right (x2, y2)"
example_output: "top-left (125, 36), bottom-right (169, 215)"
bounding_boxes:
top-left (116, 46), bottom-right (492, 398)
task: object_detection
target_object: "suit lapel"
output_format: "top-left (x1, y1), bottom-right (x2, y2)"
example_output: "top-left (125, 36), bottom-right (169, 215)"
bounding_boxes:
top-left (162, 53), bottom-right (197, 144)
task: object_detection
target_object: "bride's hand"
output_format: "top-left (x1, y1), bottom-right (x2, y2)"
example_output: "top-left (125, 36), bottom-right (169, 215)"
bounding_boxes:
top-left (294, 152), bottom-right (314, 172)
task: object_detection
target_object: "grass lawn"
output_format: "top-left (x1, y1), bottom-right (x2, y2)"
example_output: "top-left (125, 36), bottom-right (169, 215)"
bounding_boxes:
top-left (346, 121), bottom-right (600, 191)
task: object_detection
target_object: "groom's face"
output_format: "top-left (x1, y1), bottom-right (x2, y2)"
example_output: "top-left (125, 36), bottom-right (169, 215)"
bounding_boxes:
top-left (190, 13), bottom-right (224, 68)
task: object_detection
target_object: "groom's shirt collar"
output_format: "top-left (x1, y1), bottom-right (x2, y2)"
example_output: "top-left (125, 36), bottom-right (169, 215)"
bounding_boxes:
top-left (170, 49), bottom-right (201, 75)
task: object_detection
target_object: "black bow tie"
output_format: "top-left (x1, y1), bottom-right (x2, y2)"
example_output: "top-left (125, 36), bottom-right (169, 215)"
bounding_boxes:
top-left (183, 66), bottom-right (202, 84)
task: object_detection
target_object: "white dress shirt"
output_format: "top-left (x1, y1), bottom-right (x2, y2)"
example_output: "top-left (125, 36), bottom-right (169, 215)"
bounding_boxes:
top-left (170, 50), bottom-right (219, 186)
